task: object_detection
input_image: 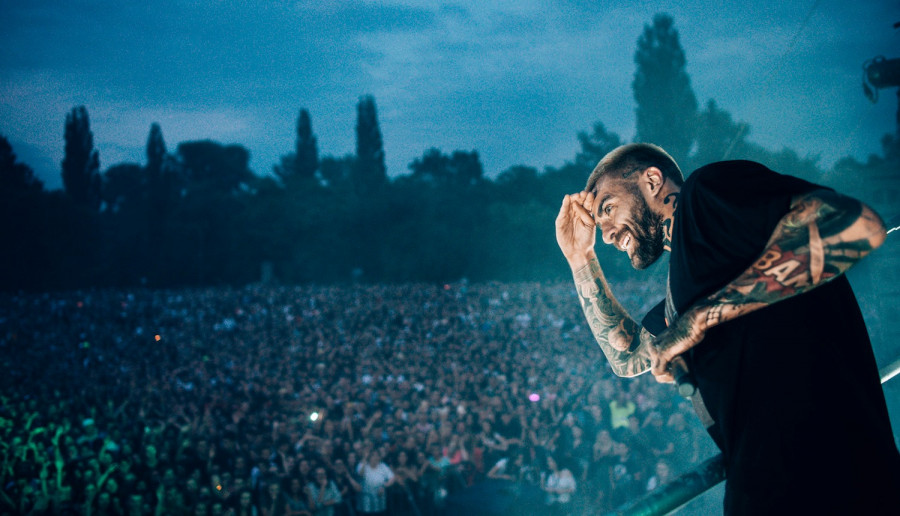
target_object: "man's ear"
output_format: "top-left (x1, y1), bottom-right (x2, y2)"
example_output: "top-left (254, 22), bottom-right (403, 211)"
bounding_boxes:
top-left (643, 167), bottom-right (664, 198)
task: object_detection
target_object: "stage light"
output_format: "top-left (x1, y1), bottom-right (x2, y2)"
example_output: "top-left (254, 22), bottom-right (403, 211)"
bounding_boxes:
top-left (528, 393), bottom-right (540, 402)
top-left (310, 412), bottom-right (319, 422)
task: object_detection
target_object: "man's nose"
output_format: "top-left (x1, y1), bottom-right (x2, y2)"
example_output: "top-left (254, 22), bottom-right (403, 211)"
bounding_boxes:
top-left (599, 220), bottom-right (616, 246)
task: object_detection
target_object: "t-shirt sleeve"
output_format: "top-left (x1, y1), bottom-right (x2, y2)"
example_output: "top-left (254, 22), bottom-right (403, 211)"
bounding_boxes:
top-left (670, 161), bottom-right (823, 312)
top-left (641, 300), bottom-right (667, 336)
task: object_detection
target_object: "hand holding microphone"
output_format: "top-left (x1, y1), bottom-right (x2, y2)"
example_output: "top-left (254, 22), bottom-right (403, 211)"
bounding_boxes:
top-left (670, 355), bottom-right (696, 398)
top-left (650, 343), bottom-right (695, 397)
top-left (651, 306), bottom-right (708, 397)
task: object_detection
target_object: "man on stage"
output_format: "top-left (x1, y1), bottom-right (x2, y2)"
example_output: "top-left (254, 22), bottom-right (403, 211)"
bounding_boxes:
top-left (555, 143), bottom-right (900, 514)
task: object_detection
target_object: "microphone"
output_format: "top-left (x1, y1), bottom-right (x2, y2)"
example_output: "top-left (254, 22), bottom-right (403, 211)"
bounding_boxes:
top-left (670, 356), bottom-right (696, 398)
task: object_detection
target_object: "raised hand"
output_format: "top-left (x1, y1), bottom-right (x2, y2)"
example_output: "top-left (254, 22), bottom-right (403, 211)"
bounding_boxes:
top-left (556, 191), bottom-right (598, 268)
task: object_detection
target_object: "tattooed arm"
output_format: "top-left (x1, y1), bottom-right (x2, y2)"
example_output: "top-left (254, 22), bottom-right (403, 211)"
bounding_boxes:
top-left (573, 257), bottom-right (653, 376)
top-left (650, 189), bottom-right (887, 381)
top-left (557, 191), bottom-right (652, 377)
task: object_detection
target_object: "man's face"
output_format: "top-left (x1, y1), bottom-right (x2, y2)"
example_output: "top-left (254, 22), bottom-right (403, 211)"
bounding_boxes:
top-left (593, 175), bottom-right (664, 269)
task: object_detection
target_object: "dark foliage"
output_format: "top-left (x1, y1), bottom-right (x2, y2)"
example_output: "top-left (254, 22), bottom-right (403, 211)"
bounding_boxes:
top-left (355, 95), bottom-right (387, 194)
top-left (3, 14), bottom-right (893, 291)
top-left (62, 106), bottom-right (102, 211)
top-left (633, 14), bottom-right (698, 166)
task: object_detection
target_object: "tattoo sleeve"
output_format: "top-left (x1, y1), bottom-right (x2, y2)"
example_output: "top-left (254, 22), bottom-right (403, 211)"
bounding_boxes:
top-left (573, 258), bottom-right (652, 377)
top-left (681, 189), bottom-right (887, 342)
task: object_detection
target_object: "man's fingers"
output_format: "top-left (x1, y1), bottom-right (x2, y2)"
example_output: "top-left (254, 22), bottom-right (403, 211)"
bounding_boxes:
top-left (652, 358), bottom-right (676, 383)
top-left (558, 193), bottom-right (594, 231)
top-left (571, 198), bottom-right (595, 227)
top-left (654, 372), bottom-right (675, 384)
top-left (556, 196), bottom-right (573, 226)
top-left (583, 191), bottom-right (596, 215)
top-left (650, 348), bottom-right (672, 380)
top-left (558, 195), bottom-right (570, 216)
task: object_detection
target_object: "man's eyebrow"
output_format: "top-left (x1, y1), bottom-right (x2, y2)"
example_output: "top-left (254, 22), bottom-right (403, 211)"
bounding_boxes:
top-left (597, 194), bottom-right (612, 213)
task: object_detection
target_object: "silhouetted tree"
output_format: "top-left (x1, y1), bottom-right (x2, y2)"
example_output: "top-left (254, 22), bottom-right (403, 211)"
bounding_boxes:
top-left (169, 141), bottom-right (257, 284)
top-left (408, 148), bottom-right (483, 189)
top-left (62, 106), bottom-right (102, 211)
top-left (691, 99), bottom-right (749, 170)
top-left (101, 163), bottom-right (145, 215)
top-left (754, 147), bottom-right (821, 182)
top-left (690, 100), bottom-right (821, 181)
top-left (101, 162), bottom-right (147, 284)
top-left (633, 14), bottom-right (697, 164)
top-left (144, 123), bottom-right (173, 285)
top-left (408, 148), bottom-right (449, 185)
top-left (480, 200), bottom-right (561, 281)
top-left (576, 122), bottom-right (623, 170)
top-left (295, 109), bottom-right (319, 180)
top-left (272, 178), bottom-right (353, 283)
top-left (478, 164), bottom-right (564, 280)
top-left (448, 150), bottom-right (483, 188)
top-left (494, 165), bottom-right (541, 203)
top-left (55, 106), bottom-right (105, 286)
top-left (0, 136), bottom-right (46, 290)
top-left (178, 140), bottom-right (254, 196)
top-left (319, 154), bottom-right (356, 191)
top-left (276, 109), bottom-right (320, 189)
top-left (355, 95), bottom-right (387, 192)
top-left (146, 123), bottom-right (166, 179)
top-left (385, 148), bottom-right (488, 281)
top-left (0, 135), bottom-right (43, 195)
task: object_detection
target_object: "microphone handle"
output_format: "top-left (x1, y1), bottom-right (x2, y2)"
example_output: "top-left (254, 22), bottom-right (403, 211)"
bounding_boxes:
top-left (670, 356), bottom-right (696, 398)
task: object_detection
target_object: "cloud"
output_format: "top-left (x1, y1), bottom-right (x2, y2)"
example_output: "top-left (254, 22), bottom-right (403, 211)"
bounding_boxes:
top-left (1, 1), bottom-right (435, 104)
top-left (1, 0), bottom-right (898, 188)
top-left (355, 2), bottom-right (640, 173)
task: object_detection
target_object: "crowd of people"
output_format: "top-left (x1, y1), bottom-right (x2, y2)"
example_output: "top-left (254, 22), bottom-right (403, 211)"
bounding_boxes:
top-left (1, 281), bottom-right (718, 515)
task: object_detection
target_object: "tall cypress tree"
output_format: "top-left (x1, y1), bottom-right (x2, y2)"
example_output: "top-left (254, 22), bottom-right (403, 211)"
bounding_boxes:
top-left (632, 14), bottom-right (698, 165)
top-left (295, 109), bottom-right (319, 180)
top-left (146, 122), bottom-right (167, 180)
top-left (355, 95), bottom-right (387, 190)
top-left (144, 123), bottom-right (169, 285)
top-left (62, 106), bottom-right (102, 210)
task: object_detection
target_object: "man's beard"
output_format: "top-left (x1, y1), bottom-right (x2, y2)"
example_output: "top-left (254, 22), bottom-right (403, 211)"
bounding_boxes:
top-left (629, 187), bottom-right (665, 270)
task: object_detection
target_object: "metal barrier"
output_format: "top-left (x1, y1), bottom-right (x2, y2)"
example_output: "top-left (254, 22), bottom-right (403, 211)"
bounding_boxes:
top-left (608, 356), bottom-right (900, 516)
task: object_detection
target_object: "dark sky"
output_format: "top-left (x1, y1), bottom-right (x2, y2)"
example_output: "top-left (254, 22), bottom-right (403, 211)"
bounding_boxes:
top-left (1, 0), bottom-right (898, 190)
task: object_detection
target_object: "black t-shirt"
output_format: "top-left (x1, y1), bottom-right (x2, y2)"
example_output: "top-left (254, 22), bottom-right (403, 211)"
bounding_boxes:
top-left (644, 161), bottom-right (900, 514)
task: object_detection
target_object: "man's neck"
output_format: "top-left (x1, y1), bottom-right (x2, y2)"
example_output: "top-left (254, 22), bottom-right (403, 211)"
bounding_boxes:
top-left (660, 190), bottom-right (680, 252)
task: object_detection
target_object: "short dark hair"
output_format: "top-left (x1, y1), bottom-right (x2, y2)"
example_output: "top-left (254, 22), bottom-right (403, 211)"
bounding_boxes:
top-left (585, 143), bottom-right (683, 193)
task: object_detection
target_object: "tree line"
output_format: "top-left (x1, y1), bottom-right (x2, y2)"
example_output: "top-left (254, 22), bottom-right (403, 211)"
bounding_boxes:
top-left (2, 14), bottom-right (897, 291)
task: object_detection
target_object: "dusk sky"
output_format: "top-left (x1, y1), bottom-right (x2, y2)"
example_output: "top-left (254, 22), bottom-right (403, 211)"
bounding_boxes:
top-left (2, 0), bottom-right (898, 190)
